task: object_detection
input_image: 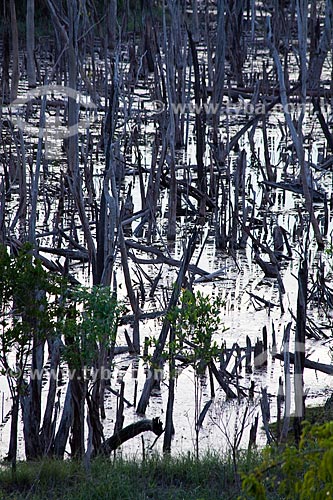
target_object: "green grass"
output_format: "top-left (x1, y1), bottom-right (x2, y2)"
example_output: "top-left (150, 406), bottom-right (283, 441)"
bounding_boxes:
top-left (0, 450), bottom-right (261, 500)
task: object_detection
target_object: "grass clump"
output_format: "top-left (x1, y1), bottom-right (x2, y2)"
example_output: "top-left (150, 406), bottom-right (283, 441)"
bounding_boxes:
top-left (0, 450), bottom-right (261, 500)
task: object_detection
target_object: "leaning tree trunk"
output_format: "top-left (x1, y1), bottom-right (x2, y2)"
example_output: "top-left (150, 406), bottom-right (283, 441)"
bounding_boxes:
top-left (53, 382), bottom-right (73, 459)
top-left (100, 418), bottom-right (163, 455)
top-left (136, 231), bottom-right (198, 415)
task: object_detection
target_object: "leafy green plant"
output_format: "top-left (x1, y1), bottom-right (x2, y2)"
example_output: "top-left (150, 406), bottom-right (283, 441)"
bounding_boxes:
top-left (63, 285), bottom-right (124, 369)
top-left (62, 284), bottom-right (125, 456)
top-left (0, 244), bottom-right (126, 461)
top-left (242, 420), bottom-right (333, 499)
top-left (0, 244), bottom-right (68, 465)
top-left (166, 288), bottom-right (226, 370)
top-left (163, 288), bottom-right (226, 457)
top-left (0, 244), bottom-right (67, 360)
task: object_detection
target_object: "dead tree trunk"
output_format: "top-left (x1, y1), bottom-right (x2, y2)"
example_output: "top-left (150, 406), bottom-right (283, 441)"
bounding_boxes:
top-left (280, 322), bottom-right (292, 443)
top-left (163, 324), bottom-right (176, 453)
top-left (1, 2), bottom-right (11, 105)
top-left (266, 15), bottom-right (324, 250)
top-left (136, 231), bottom-right (198, 415)
top-left (308, 0), bottom-right (333, 91)
top-left (165, 2), bottom-right (177, 240)
top-left (9, 0), bottom-right (19, 101)
top-left (26, 0), bottom-right (36, 87)
top-left (294, 259), bottom-right (307, 445)
top-left (100, 418), bottom-right (163, 455)
top-left (188, 30), bottom-right (206, 217)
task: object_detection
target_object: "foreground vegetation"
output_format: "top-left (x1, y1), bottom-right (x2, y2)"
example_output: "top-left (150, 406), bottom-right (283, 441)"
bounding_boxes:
top-left (1, 418), bottom-right (333, 500)
top-left (243, 420), bottom-right (333, 500)
top-left (0, 451), bottom-right (258, 500)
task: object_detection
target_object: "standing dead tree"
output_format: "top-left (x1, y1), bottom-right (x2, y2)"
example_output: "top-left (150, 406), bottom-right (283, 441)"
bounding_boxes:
top-left (294, 259), bottom-right (307, 445)
top-left (266, 12), bottom-right (324, 250)
top-left (188, 30), bottom-right (207, 218)
top-left (9, 0), bottom-right (19, 102)
top-left (136, 230), bottom-right (198, 415)
top-left (26, 0), bottom-right (36, 88)
top-left (308, 0), bottom-right (333, 92)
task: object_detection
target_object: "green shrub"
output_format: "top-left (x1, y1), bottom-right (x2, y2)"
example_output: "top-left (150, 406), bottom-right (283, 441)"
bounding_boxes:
top-left (242, 420), bottom-right (333, 500)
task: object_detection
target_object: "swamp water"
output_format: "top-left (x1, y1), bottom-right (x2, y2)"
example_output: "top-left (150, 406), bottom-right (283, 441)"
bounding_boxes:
top-left (1, 12), bottom-right (333, 459)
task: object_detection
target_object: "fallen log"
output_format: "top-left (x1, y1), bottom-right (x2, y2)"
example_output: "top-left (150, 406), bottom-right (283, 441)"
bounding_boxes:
top-left (254, 253), bottom-right (279, 278)
top-left (38, 246), bottom-right (89, 261)
top-left (262, 181), bottom-right (326, 203)
top-left (197, 400), bottom-right (213, 428)
top-left (126, 240), bottom-right (208, 276)
top-left (193, 266), bottom-right (229, 283)
top-left (274, 352), bottom-right (333, 375)
top-left (128, 252), bottom-right (208, 276)
top-left (119, 310), bottom-right (166, 325)
top-left (100, 417), bottom-right (163, 455)
top-left (209, 360), bottom-right (239, 399)
top-left (246, 291), bottom-right (278, 309)
top-left (160, 174), bottom-right (215, 209)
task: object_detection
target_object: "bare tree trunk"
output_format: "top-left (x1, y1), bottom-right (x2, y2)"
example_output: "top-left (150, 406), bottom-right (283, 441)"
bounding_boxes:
top-left (29, 94), bottom-right (46, 244)
top-left (9, 0), bottom-right (19, 101)
top-left (280, 322), bottom-right (291, 443)
top-left (70, 372), bottom-right (86, 458)
top-left (26, 0), bottom-right (36, 87)
top-left (107, 0), bottom-right (117, 50)
top-left (21, 336), bottom-right (44, 459)
top-left (212, 0), bottom-right (225, 139)
top-left (188, 30), bottom-right (206, 217)
top-left (7, 389), bottom-right (19, 471)
top-left (40, 337), bottom-right (62, 454)
top-left (66, 0), bottom-right (97, 280)
top-left (1, 2), bottom-right (11, 105)
top-left (53, 382), bottom-right (73, 459)
top-left (266, 15), bottom-right (324, 250)
top-left (308, 0), bottom-right (333, 91)
top-left (294, 259), bottom-right (307, 445)
top-left (192, 0), bottom-right (200, 41)
top-left (97, 52), bottom-right (120, 285)
top-left (163, 325), bottom-right (175, 453)
top-left (136, 231), bottom-right (198, 415)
